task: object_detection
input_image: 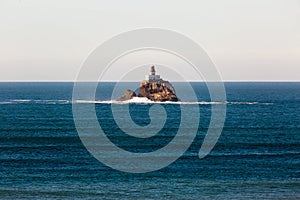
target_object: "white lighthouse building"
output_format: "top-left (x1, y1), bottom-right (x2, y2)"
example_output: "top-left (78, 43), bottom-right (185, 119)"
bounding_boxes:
top-left (145, 66), bottom-right (161, 81)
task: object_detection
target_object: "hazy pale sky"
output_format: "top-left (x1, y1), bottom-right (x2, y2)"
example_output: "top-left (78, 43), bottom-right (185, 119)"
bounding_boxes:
top-left (0, 0), bottom-right (299, 81)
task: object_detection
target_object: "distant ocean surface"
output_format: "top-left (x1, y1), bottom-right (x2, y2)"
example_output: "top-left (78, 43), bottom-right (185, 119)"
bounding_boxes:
top-left (0, 82), bottom-right (299, 199)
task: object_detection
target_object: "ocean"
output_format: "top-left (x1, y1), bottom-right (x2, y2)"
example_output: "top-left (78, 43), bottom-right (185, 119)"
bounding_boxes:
top-left (0, 82), bottom-right (299, 199)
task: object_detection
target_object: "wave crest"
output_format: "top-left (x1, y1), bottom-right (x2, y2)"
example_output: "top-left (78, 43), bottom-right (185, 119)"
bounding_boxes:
top-left (0, 97), bottom-right (274, 105)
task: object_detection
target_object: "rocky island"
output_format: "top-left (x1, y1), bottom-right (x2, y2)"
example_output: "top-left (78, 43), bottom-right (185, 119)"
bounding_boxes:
top-left (118, 66), bottom-right (179, 102)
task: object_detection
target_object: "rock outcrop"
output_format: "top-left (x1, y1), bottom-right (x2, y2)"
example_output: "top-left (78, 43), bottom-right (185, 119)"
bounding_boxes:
top-left (138, 80), bottom-right (179, 102)
top-left (117, 66), bottom-right (179, 102)
top-left (117, 89), bottom-right (136, 101)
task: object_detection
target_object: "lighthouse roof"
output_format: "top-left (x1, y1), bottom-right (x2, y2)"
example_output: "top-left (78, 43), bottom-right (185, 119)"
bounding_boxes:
top-left (150, 66), bottom-right (155, 73)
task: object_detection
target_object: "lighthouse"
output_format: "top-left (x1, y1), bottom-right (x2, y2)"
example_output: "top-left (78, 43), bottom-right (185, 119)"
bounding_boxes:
top-left (118, 65), bottom-right (179, 102)
top-left (145, 66), bottom-right (161, 81)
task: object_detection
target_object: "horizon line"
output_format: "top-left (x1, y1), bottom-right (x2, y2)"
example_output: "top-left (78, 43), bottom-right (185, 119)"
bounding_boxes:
top-left (0, 80), bottom-right (299, 83)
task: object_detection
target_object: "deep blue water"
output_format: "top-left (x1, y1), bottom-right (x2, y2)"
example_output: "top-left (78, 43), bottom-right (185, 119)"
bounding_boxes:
top-left (0, 82), bottom-right (299, 199)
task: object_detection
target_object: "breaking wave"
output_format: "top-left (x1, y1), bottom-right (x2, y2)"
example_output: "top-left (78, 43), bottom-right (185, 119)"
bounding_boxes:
top-left (1, 97), bottom-right (274, 105)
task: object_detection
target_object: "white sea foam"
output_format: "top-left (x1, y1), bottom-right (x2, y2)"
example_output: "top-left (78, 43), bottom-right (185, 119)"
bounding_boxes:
top-left (11, 99), bottom-right (32, 102)
top-left (3, 98), bottom-right (273, 105)
top-left (6, 99), bottom-right (70, 105)
top-left (34, 100), bottom-right (70, 104)
top-left (72, 97), bottom-right (273, 105)
top-left (0, 102), bottom-right (13, 104)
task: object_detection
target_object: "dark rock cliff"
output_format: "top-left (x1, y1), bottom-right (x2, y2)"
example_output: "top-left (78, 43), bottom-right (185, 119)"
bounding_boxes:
top-left (117, 66), bottom-right (179, 102)
top-left (117, 89), bottom-right (136, 101)
top-left (137, 80), bottom-right (179, 102)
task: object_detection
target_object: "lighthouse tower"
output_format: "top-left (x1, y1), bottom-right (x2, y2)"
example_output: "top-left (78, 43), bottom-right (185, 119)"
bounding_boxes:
top-left (145, 66), bottom-right (161, 81)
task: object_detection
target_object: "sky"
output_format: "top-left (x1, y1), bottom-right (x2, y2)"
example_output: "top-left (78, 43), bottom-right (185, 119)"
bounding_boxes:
top-left (0, 0), bottom-right (299, 81)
